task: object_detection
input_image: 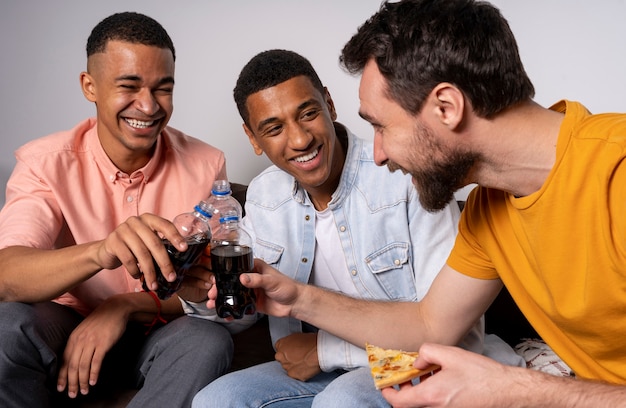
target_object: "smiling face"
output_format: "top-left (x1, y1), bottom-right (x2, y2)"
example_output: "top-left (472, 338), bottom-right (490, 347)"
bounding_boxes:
top-left (359, 60), bottom-right (476, 211)
top-left (243, 75), bottom-right (344, 201)
top-left (80, 40), bottom-right (175, 172)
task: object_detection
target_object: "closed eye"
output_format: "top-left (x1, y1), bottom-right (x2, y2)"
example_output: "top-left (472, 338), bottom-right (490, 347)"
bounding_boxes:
top-left (154, 86), bottom-right (173, 95)
top-left (263, 124), bottom-right (283, 137)
top-left (301, 108), bottom-right (320, 121)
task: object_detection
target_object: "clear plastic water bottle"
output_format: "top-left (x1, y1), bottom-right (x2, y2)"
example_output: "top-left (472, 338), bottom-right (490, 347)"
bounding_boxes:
top-left (142, 201), bottom-right (212, 299)
top-left (210, 210), bottom-right (256, 319)
top-left (205, 180), bottom-right (243, 233)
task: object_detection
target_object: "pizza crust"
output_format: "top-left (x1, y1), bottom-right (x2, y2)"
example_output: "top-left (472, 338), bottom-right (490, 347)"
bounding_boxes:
top-left (366, 343), bottom-right (440, 389)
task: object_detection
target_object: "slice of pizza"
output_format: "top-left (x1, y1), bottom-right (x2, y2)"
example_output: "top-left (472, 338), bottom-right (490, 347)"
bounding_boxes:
top-left (366, 343), bottom-right (440, 389)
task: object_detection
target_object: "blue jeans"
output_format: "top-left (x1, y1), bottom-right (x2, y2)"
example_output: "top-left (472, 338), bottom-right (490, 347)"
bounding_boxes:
top-left (192, 360), bottom-right (390, 408)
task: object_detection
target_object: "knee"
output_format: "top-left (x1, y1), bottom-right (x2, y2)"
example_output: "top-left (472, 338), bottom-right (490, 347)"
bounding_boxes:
top-left (0, 302), bottom-right (34, 345)
top-left (191, 383), bottom-right (221, 408)
top-left (313, 369), bottom-right (389, 408)
top-left (174, 317), bottom-right (234, 355)
top-left (191, 375), bottom-right (238, 408)
top-left (161, 317), bottom-right (234, 373)
top-left (0, 302), bottom-right (33, 325)
top-left (313, 387), bottom-right (374, 408)
top-left (312, 386), bottom-right (348, 408)
top-left (0, 303), bottom-right (41, 372)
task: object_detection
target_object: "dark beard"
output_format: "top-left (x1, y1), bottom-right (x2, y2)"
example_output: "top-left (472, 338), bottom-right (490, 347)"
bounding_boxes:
top-left (387, 151), bottom-right (475, 212)
top-left (385, 120), bottom-right (476, 212)
top-left (411, 152), bottom-right (475, 212)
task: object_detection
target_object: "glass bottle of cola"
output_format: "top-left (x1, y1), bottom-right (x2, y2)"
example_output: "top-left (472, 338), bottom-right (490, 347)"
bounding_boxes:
top-left (210, 210), bottom-right (256, 319)
top-left (142, 201), bottom-right (212, 299)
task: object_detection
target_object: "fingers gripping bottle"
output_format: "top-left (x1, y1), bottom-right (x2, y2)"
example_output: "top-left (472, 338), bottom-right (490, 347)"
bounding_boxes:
top-left (210, 210), bottom-right (256, 319)
top-left (205, 180), bottom-right (243, 233)
top-left (142, 201), bottom-right (212, 299)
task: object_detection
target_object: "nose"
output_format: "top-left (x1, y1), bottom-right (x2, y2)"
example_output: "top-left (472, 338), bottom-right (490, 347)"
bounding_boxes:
top-left (287, 122), bottom-right (313, 150)
top-left (373, 133), bottom-right (388, 166)
top-left (135, 88), bottom-right (159, 116)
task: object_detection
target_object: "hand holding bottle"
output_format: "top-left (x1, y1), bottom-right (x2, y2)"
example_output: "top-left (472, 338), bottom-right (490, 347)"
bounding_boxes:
top-left (141, 202), bottom-right (212, 300)
top-left (96, 213), bottom-right (188, 289)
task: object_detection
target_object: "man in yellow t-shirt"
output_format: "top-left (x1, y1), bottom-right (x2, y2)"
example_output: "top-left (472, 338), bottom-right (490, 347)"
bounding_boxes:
top-left (449, 100), bottom-right (626, 383)
top-left (218, 1), bottom-right (626, 407)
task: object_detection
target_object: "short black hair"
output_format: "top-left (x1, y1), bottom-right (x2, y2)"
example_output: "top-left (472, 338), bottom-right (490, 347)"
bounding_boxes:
top-left (234, 49), bottom-right (324, 127)
top-left (86, 12), bottom-right (175, 61)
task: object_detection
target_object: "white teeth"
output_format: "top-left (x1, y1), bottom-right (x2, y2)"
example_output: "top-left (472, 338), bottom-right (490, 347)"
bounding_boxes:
top-left (125, 118), bottom-right (155, 129)
top-left (294, 148), bottom-right (319, 163)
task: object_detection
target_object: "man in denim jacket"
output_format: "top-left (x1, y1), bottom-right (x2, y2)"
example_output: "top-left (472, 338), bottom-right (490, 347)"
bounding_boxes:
top-left (191, 50), bottom-right (521, 408)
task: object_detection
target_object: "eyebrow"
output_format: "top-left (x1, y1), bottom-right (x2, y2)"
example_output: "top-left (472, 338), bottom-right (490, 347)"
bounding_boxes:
top-left (358, 110), bottom-right (374, 124)
top-left (255, 98), bottom-right (319, 133)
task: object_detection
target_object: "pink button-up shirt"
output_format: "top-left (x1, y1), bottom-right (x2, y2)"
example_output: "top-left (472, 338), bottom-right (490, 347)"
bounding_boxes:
top-left (0, 118), bottom-right (227, 315)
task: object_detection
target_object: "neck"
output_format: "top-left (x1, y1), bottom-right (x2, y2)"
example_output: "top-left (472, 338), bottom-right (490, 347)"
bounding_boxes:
top-left (306, 124), bottom-right (348, 211)
top-left (99, 138), bottom-right (155, 174)
top-left (468, 101), bottom-right (563, 197)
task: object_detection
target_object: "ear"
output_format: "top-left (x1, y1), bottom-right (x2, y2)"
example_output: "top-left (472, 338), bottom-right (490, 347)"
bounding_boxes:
top-left (243, 123), bottom-right (264, 156)
top-left (428, 83), bottom-right (465, 130)
top-left (80, 71), bottom-right (97, 103)
top-left (324, 87), bottom-right (338, 121)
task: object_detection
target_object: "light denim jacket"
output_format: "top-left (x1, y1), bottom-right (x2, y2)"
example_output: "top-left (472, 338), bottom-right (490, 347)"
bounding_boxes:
top-left (241, 126), bottom-right (484, 372)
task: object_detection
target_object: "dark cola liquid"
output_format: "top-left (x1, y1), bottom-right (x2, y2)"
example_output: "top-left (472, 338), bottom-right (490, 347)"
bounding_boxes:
top-left (211, 245), bottom-right (255, 319)
top-left (142, 236), bottom-right (210, 300)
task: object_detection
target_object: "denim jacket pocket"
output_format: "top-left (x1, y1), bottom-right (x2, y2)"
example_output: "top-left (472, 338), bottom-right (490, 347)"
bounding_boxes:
top-left (254, 239), bottom-right (284, 267)
top-left (365, 242), bottom-right (417, 300)
top-left (365, 242), bottom-right (409, 272)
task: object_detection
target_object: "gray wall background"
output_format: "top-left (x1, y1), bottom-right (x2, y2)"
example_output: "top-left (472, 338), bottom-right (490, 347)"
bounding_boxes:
top-left (2, 0), bottom-right (625, 205)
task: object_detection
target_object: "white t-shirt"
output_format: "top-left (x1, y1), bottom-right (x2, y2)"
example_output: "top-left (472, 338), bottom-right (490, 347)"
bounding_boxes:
top-left (309, 208), bottom-right (359, 297)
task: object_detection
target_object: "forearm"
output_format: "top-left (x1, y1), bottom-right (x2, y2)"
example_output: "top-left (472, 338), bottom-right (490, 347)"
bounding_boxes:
top-left (509, 366), bottom-right (626, 407)
top-left (118, 291), bottom-right (184, 324)
top-left (159, 294), bottom-right (185, 320)
top-left (0, 244), bottom-right (103, 302)
top-left (293, 285), bottom-right (431, 351)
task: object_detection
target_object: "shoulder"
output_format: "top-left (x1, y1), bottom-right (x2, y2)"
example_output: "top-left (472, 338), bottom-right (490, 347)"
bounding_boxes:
top-left (162, 126), bottom-right (225, 159)
top-left (160, 126), bottom-right (226, 179)
top-left (352, 149), bottom-right (415, 198)
top-left (347, 131), bottom-right (409, 188)
top-left (335, 129), bottom-right (419, 207)
top-left (557, 101), bottom-right (626, 146)
top-left (15, 118), bottom-right (97, 163)
top-left (246, 166), bottom-right (295, 208)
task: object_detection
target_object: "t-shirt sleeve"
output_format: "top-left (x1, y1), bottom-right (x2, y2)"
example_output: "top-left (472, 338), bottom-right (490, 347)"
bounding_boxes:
top-left (446, 188), bottom-right (500, 280)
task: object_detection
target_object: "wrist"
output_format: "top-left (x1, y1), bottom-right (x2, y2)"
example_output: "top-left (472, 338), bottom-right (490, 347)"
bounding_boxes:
top-left (100, 293), bottom-right (135, 320)
top-left (292, 283), bottom-right (321, 322)
top-left (142, 290), bottom-right (167, 335)
top-left (504, 365), bottom-right (581, 408)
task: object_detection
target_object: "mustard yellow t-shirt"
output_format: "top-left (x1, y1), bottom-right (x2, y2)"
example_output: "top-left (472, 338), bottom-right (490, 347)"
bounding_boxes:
top-left (448, 100), bottom-right (626, 383)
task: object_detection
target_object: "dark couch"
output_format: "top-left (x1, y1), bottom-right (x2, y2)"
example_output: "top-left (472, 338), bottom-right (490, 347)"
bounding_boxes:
top-left (75, 183), bottom-right (537, 407)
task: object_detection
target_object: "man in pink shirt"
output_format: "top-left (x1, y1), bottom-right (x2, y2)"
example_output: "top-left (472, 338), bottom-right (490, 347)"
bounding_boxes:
top-left (0, 12), bottom-right (232, 407)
